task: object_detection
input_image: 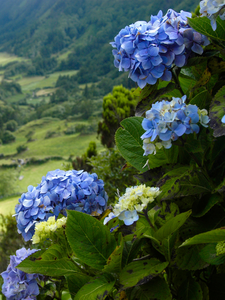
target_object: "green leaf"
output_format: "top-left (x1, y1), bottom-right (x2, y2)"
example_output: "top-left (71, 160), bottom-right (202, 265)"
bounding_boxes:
top-left (209, 85), bottom-right (225, 137)
top-left (180, 228), bottom-right (225, 247)
top-left (189, 89), bottom-right (212, 109)
top-left (74, 274), bottom-right (115, 300)
top-left (157, 166), bottom-right (211, 201)
top-left (199, 243), bottom-right (225, 265)
top-left (135, 82), bottom-right (176, 116)
top-left (18, 257), bottom-right (82, 277)
top-left (40, 244), bottom-right (67, 260)
top-left (188, 16), bottom-right (225, 42)
top-left (103, 234), bottom-right (124, 273)
top-left (66, 274), bottom-right (91, 298)
top-left (147, 146), bottom-right (179, 169)
top-left (174, 245), bottom-right (208, 270)
top-left (115, 117), bottom-right (148, 172)
top-left (129, 277), bottom-right (172, 300)
top-left (66, 210), bottom-right (117, 270)
top-left (155, 210), bottom-right (192, 241)
top-left (119, 258), bottom-right (169, 289)
top-left (177, 277), bottom-right (203, 300)
top-left (122, 239), bottom-right (145, 268)
top-left (192, 194), bottom-right (222, 217)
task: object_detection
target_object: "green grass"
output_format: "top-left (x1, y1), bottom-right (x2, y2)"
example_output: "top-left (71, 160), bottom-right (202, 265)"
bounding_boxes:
top-left (0, 195), bottom-right (20, 215)
top-left (0, 52), bottom-right (29, 66)
top-left (56, 50), bottom-right (72, 61)
top-left (17, 70), bottom-right (78, 92)
top-left (0, 118), bottom-right (102, 158)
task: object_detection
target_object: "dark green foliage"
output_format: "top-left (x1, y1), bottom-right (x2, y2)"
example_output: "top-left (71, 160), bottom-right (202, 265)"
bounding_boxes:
top-left (16, 144), bottom-right (27, 153)
top-left (98, 85), bottom-right (137, 148)
top-left (89, 148), bottom-right (137, 203)
top-left (5, 120), bottom-right (17, 132)
top-left (50, 88), bottom-right (68, 104)
top-left (0, 214), bottom-right (27, 273)
top-left (1, 130), bottom-right (15, 144)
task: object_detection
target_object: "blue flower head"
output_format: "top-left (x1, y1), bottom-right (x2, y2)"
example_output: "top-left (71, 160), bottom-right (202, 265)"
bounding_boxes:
top-left (141, 96), bottom-right (210, 155)
top-left (15, 170), bottom-right (108, 241)
top-left (111, 9), bottom-right (209, 88)
top-left (1, 248), bottom-right (41, 300)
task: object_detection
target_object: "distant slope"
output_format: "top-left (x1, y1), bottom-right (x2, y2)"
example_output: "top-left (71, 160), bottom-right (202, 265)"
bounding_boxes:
top-left (0, 0), bottom-right (199, 84)
top-left (0, 0), bottom-right (199, 56)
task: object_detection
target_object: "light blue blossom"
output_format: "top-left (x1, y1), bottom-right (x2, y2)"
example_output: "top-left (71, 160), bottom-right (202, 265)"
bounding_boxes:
top-left (222, 114), bottom-right (225, 123)
top-left (141, 96), bottom-right (210, 155)
top-left (1, 248), bottom-right (41, 300)
top-left (200, 0), bottom-right (225, 30)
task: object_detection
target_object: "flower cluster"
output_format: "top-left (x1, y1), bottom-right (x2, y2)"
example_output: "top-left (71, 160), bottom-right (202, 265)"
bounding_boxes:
top-left (216, 240), bottom-right (225, 256)
top-left (141, 96), bottom-right (210, 155)
top-left (111, 9), bottom-right (209, 88)
top-left (1, 248), bottom-right (40, 300)
top-left (112, 185), bottom-right (161, 225)
top-left (200, 0), bottom-right (225, 30)
top-left (15, 169), bottom-right (108, 241)
top-left (32, 216), bottom-right (67, 244)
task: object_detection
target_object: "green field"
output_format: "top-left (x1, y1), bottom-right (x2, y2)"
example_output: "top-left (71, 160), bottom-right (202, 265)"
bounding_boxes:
top-left (0, 118), bottom-right (101, 158)
top-left (17, 70), bottom-right (78, 92)
top-left (0, 52), bottom-right (29, 66)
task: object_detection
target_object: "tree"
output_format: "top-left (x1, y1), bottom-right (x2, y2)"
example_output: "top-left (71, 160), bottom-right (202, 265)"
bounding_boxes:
top-left (98, 85), bottom-right (137, 148)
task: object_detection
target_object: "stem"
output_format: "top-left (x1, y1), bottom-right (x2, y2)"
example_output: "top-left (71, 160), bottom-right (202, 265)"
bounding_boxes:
top-left (172, 68), bottom-right (185, 96)
top-left (143, 209), bottom-right (155, 231)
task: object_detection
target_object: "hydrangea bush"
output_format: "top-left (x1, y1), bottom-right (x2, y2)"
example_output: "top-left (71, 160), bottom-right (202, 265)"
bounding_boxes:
top-left (1, 2), bottom-right (225, 300)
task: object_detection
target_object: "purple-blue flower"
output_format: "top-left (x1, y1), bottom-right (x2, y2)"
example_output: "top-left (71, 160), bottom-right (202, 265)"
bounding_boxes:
top-left (1, 248), bottom-right (41, 300)
top-left (111, 9), bottom-right (209, 88)
top-left (15, 170), bottom-right (108, 241)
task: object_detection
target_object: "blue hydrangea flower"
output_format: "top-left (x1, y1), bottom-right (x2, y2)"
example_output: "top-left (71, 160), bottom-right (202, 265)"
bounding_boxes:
top-left (15, 170), bottom-right (108, 241)
top-left (141, 96), bottom-right (210, 155)
top-left (200, 0), bottom-right (225, 30)
top-left (1, 248), bottom-right (41, 300)
top-left (111, 9), bottom-right (209, 88)
top-left (222, 114), bottom-right (225, 123)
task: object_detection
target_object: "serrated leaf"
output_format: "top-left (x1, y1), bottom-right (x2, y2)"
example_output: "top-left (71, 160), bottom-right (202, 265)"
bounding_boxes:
top-left (103, 234), bottom-right (123, 273)
top-left (120, 258), bottom-right (169, 289)
top-left (180, 228), bottom-right (225, 247)
top-left (147, 146), bottom-right (179, 169)
top-left (74, 274), bottom-right (116, 300)
top-left (157, 166), bottom-right (211, 200)
top-left (192, 194), bottom-right (221, 217)
top-left (174, 245), bottom-right (208, 270)
top-left (135, 82), bottom-right (176, 116)
top-left (209, 85), bottom-right (225, 137)
top-left (66, 210), bottom-right (117, 270)
top-left (130, 277), bottom-right (172, 300)
top-left (66, 274), bottom-right (91, 298)
top-left (199, 243), bottom-right (225, 265)
top-left (41, 244), bottom-right (67, 260)
top-left (177, 277), bottom-right (203, 300)
top-left (188, 16), bottom-right (225, 42)
top-left (18, 257), bottom-right (82, 277)
top-left (115, 117), bottom-right (148, 172)
top-left (122, 239), bottom-right (144, 268)
top-left (155, 210), bottom-right (192, 241)
top-left (189, 89), bottom-right (212, 109)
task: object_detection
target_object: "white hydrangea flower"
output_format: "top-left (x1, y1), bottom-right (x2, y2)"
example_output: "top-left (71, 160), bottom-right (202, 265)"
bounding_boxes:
top-left (112, 185), bottom-right (161, 226)
top-left (32, 216), bottom-right (67, 244)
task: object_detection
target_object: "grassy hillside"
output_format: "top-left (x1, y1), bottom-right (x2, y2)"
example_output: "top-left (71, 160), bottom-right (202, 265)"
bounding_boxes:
top-left (0, 117), bottom-right (101, 158)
